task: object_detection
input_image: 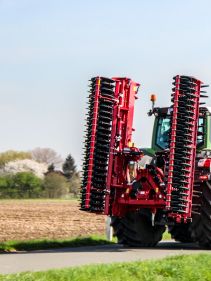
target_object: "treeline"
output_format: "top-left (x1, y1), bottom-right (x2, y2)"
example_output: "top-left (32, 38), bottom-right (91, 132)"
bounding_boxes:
top-left (0, 149), bottom-right (81, 199)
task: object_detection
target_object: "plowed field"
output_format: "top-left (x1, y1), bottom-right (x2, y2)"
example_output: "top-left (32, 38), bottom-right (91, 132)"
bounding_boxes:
top-left (0, 200), bottom-right (105, 241)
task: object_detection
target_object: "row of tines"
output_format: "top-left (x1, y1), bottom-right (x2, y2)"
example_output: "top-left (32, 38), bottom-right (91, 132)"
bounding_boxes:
top-left (81, 77), bottom-right (115, 212)
top-left (169, 75), bottom-right (208, 214)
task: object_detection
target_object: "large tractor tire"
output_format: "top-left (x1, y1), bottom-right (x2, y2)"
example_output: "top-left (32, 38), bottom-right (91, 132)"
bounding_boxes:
top-left (111, 211), bottom-right (165, 247)
top-left (191, 181), bottom-right (211, 248)
top-left (168, 223), bottom-right (193, 243)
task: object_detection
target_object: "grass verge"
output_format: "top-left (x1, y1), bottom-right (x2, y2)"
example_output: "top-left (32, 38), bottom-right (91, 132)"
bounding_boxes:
top-left (0, 235), bottom-right (114, 252)
top-left (0, 231), bottom-right (171, 252)
top-left (0, 254), bottom-right (211, 280)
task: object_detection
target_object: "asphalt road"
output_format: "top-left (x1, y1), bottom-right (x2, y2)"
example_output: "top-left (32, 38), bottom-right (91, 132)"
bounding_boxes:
top-left (0, 241), bottom-right (210, 274)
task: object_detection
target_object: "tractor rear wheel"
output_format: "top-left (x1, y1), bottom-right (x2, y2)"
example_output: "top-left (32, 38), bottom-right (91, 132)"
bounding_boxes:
top-left (168, 223), bottom-right (193, 243)
top-left (191, 180), bottom-right (211, 248)
top-left (111, 211), bottom-right (165, 247)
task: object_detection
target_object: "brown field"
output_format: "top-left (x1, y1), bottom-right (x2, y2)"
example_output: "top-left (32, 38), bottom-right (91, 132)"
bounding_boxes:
top-left (0, 200), bottom-right (105, 242)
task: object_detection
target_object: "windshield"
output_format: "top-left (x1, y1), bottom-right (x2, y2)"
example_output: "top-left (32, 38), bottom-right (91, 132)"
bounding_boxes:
top-left (156, 117), bottom-right (170, 149)
top-left (155, 116), bottom-right (205, 150)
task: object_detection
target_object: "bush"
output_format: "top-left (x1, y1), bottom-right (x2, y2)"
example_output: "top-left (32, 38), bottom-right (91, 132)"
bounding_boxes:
top-left (13, 172), bottom-right (42, 198)
top-left (0, 175), bottom-right (15, 198)
top-left (0, 172), bottom-right (42, 199)
top-left (43, 173), bottom-right (69, 198)
top-left (0, 171), bottom-right (72, 199)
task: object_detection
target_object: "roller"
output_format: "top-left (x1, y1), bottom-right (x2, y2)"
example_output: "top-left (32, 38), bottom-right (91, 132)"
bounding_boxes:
top-left (167, 75), bottom-right (203, 219)
top-left (81, 77), bottom-right (115, 212)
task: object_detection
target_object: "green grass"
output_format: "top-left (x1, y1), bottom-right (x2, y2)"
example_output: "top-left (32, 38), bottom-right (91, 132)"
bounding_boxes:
top-left (162, 230), bottom-right (171, 240)
top-left (0, 235), bottom-right (114, 252)
top-left (0, 254), bottom-right (211, 280)
top-left (0, 230), bottom-right (170, 252)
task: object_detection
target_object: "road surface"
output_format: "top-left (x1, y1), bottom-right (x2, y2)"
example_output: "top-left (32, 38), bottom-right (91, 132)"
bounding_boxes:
top-left (0, 241), bottom-right (210, 274)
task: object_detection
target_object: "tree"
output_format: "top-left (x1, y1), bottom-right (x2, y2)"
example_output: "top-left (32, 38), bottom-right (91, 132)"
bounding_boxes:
top-left (31, 148), bottom-right (63, 166)
top-left (0, 175), bottom-right (14, 198)
top-left (47, 163), bottom-right (55, 173)
top-left (1, 159), bottom-right (48, 178)
top-left (0, 150), bottom-right (31, 168)
top-left (0, 172), bottom-right (43, 199)
top-left (62, 154), bottom-right (76, 180)
top-left (43, 173), bottom-right (69, 198)
top-left (11, 172), bottom-right (42, 198)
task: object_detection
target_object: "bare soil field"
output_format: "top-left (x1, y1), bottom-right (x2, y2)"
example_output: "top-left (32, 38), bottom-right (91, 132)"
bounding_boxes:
top-left (0, 200), bottom-right (105, 242)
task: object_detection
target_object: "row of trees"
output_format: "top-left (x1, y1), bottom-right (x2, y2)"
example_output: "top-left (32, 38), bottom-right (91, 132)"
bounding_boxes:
top-left (0, 150), bottom-right (81, 199)
top-left (0, 148), bottom-right (63, 168)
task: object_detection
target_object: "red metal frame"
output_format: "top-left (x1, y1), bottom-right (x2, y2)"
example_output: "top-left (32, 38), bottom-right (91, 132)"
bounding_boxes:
top-left (118, 199), bottom-right (165, 208)
top-left (112, 77), bottom-right (139, 148)
top-left (104, 80), bottom-right (120, 214)
top-left (104, 78), bottom-right (140, 215)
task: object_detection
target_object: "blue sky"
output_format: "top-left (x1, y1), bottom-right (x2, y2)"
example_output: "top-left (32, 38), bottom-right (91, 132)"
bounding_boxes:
top-left (0, 0), bottom-right (210, 168)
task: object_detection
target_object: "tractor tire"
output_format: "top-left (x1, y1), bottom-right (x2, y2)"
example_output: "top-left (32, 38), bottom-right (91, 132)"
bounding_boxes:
top-left (168, 223), bottom-right (193, 243)
top-left (191, 180), bottom-right (211, 248)
top-left (111, 211), bottom-right (165, 247)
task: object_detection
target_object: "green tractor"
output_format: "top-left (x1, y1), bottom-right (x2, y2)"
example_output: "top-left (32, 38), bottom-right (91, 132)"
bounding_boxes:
top-left (135, 105), bottom-right (211, 245)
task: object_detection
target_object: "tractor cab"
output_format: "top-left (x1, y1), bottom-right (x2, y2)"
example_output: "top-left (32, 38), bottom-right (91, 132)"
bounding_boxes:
top-left (150, 107), bottom-right (211, 155)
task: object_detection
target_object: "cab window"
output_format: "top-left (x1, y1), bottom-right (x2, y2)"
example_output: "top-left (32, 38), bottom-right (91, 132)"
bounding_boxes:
top-left (156, 117), bottom-right (170, 149)
top-left (197, 117), bottom-right (204, 146)
top-left (155, 116), bottom-right (205, 149)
